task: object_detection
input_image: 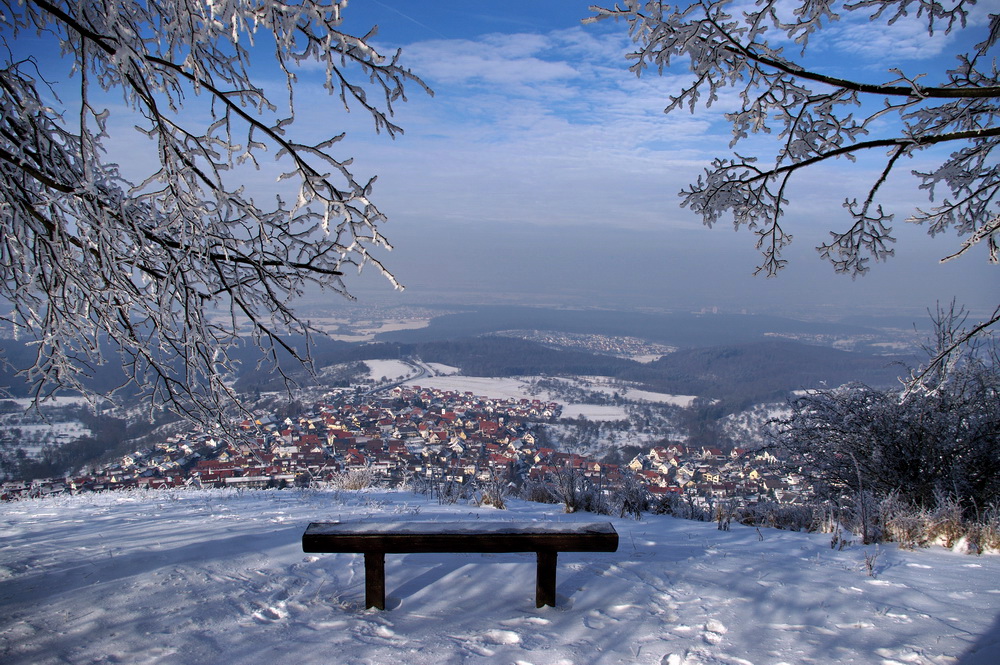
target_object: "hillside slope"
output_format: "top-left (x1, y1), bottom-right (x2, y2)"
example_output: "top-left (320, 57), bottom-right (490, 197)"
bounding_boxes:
top-left (631, 339), bottom-right (913, 405)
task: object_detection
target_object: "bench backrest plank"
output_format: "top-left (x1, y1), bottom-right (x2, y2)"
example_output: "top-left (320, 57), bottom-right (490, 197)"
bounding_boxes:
top-left (302, 521), bottom-right (618, 554)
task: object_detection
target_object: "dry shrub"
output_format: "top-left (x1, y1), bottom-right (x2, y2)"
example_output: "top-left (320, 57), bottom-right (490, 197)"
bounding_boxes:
top-left (928, 494), bottom-right (965, 548)
top-left (651, 493), bottom-right (710, 521)
top-left (963, 505), bottom-right (1000, 554)
top-left (733, 502), bottom-right (817, 532)
top-left (983, 507), bottom-right (1000, 551)
top-left (330, 467), bottom-right (375, 491)
top-left (519, 480), bottom-right (558, 505)
top-left (880, 497), bottom-right (930, 550)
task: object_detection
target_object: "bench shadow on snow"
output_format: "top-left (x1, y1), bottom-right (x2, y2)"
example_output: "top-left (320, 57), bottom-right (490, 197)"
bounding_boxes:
top-left (384, 553), bottom-right (469, 609)
top-left (382, 551), bottom-right (614, 610)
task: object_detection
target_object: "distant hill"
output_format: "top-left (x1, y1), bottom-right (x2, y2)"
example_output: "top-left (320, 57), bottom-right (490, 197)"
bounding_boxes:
top-left (4, 315), bottom-right (916, 412)
top-left (330, 336), bottom-right (914, 411)
top-left (626, 339), bottom-right (914, 408)
top-left (373, 306), bottom-right (880, 347)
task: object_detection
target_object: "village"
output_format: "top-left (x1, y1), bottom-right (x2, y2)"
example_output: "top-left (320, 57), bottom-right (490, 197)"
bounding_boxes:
top-left (0, 382), bottom-right (811, 509)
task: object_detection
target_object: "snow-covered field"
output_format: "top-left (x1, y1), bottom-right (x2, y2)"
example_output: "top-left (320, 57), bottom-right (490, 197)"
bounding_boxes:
top-left (364, 360), bottom-right (419, 382)
top-left (0, 414), bottom-right (92, 460)
top-left (544, 377), bottom-right (698, 409)
top-left (3, 397), bottom-right (94, 409)
top-left (403, 375), bottom-right (544, 402)
top-left (560, 404), bottom-right (629, 421)
top-left (1, 489), bottom-right (997, 665)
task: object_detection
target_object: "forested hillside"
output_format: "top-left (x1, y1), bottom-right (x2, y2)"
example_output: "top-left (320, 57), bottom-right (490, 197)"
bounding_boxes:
top-left (232, 335), bottom-right (912, 412)
top-left (624, 340), bottom-right (913, 408)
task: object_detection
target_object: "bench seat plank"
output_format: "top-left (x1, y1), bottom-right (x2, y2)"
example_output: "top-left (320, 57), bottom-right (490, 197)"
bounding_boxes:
top-left (302, 521), bottom-right (618, 610)
top-left (303, 521), bottom-right (618, 554)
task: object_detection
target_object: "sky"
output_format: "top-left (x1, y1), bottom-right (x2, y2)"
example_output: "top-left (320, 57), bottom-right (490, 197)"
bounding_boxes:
top-left (14, 0), bottom-right (1000, 323)
top-left (296, 0), bottom-right (999, 321)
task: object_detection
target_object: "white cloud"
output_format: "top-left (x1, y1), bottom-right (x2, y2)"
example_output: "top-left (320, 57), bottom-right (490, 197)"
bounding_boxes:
top-left (818, 0), bottom-right (996, 62)
top-left (403, 34), bottom-right (579, 87)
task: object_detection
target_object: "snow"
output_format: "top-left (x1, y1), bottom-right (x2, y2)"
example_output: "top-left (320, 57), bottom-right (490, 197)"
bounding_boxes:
top-left (2, 489), bottom-right (998, 665)
top-left (423, 362), bottom-right (461, 376)
top-left (4, 397), bottom-right (94, 408)
top-left (560, 404), bottom-right (629, 421)
top-left (546, 377), bottom-right (698, 408)
top-left (364, 360), bottom-right (417, 381)
top-left (403, 375), bottom-right (543, 401)
top-left (0, 416), bottom-right (92, 460)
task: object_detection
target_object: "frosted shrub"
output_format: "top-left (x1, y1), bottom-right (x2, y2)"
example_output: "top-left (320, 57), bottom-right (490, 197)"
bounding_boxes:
top-left (330, 468), bottom-right (375, 491)
top-left (547, 466), bottom-right (594, 514)
top-left (519, 480), bottom-right (558, 505)
top-left (928, 494), bottom-right (965, 549)
top-left (715, 503), bottom-right (734, 531)
top-left (475, 469), bottom-right (510, 510)
top-left (733, 502), bottom-right (818, 532)
top-left (610, 475), bottom-right (650, 520)
top-left (435, 478), bottom-right (474, 505)
top-left (971, 506), bottom-right (1000, 553)
top-left (879, 494), bottom-right (930, 550)
top-left (651, 493), bottom-right (710, 521)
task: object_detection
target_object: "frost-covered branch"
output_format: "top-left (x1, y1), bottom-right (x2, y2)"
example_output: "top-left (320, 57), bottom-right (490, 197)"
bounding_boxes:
top-left (588, 0), bottom-right (999, 290)
top-left (0, 0), bottom-right (430, 428)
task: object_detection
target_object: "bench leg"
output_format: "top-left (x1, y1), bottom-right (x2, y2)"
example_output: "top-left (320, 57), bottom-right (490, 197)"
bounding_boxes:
top-left (364, 552), bottom-right (386, 610)
top-left (535, 551), bottom-right (558, 608)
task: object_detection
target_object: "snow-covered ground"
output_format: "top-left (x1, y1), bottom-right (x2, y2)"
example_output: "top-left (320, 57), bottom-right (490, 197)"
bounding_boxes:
top-left (1, 489), bottom-right (997, 665)
top-left (0, 422), bottom-right (91, 459)
top-left (401, 373), bottom-right (698, 409)
top-left (0, 402), bottom-right (93, 460)
top-left (402, 375), bottom-right (544, 402)
top-left (363, 360), bottom-right (419, 382)
top-left (544, 377), bottom-right (698, 409)
top-left (560, 404), bottom-right (629, 421)
top-left (2, 397), bottom-right (94, 409)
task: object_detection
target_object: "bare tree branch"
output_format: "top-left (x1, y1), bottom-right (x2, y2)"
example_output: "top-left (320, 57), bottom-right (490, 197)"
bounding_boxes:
top-left (590, 0), bottom-right (998, 341)
top-left (0, 0), bottom-right (431, 430)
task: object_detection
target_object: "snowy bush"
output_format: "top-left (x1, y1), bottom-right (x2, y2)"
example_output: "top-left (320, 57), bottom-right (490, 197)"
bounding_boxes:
top-left (650, 493), bottom-right (711, 521)
top-left (474, 468), bottom-right (511, 510)
top-left (773, 309), bottom-right (999, 526)
top-left (329, 468), bottom-right (376, 491)
top-left (609, 473), bottom-right (650, 520)
top-left (878, 494), bottom-right (931, 550)
top-left (928, 494), bottom-right (966, 549)
top-left (518, 479), bottom-right (559, 505)
top-left (733, 502), bottom-right (819, 533)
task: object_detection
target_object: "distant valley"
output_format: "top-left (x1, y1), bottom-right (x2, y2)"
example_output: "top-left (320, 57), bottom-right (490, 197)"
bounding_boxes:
top-left (1, 304), bottom-right (924, 479)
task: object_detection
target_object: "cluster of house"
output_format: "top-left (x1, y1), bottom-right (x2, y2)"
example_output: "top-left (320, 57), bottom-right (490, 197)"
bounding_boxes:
top-left (626, 443), bottom-right (809, 505)
top-left (1, 385), bottom-right (810, 506)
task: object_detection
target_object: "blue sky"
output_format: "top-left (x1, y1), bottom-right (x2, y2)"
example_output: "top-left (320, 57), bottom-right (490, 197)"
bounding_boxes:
top-left (290, 0), bottom-right (996, 321)
top-left (17, 0), bottom-right (999, 321)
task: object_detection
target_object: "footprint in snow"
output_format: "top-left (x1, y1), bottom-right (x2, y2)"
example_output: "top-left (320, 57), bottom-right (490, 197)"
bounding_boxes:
top-left (585, 609), bottom-right (612, 630)
top-left (700, 619), bottom-right (728, 645)
top-left (251, 604), bottom-right (286, 622)
top-left (481, 629), bottom-right (521, 645)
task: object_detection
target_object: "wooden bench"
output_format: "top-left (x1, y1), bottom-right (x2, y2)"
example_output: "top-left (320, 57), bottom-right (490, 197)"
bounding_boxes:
top-left (302, 521), bottom-right (619, 609)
